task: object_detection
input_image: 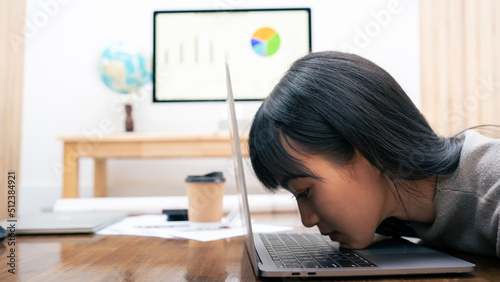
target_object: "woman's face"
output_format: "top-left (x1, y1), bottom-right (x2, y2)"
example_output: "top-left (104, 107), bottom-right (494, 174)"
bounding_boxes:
top-left (285, 150), bottom-right (398, 249)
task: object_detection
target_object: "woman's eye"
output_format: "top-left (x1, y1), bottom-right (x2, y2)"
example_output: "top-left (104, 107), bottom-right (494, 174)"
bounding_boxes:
top-left (295, 188), bottom-right (310, 200)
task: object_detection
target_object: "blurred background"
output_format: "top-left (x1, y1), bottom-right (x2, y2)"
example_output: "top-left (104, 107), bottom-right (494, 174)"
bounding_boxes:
top-left (1, 0), bottom-right (499, 218)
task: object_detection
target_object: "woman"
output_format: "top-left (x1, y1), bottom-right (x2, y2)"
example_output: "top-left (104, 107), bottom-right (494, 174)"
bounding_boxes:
top-left (248, 51), bottom-right (500, 257)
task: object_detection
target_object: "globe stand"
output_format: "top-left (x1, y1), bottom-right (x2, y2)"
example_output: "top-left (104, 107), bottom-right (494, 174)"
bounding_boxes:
top-left (125, 104), bottom-right (134, 132)
top-left (99, 41), bottom-right (150, 133)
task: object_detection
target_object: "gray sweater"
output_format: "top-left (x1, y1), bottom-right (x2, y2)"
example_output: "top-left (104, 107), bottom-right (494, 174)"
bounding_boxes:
top-left (413, 130), bottom-right (500, 257)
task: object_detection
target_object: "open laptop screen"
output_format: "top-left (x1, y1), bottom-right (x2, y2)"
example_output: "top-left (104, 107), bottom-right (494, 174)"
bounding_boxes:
top-left (225, 62), bottom-right (259, 276)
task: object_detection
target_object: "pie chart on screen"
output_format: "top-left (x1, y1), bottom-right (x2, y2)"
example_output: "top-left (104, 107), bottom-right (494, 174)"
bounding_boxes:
top-left (251, 27), bottom-right (280, 56)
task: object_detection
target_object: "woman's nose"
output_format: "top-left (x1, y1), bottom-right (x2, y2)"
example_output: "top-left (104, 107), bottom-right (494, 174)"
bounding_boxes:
top-left (297, 201), bottom-right (320, 228)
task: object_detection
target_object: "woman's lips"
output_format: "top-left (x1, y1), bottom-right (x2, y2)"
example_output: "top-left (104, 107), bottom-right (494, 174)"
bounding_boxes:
top-left (328, 232), bottom-right (339, 241)
top-left (322, 231), bottom-right (340, 241)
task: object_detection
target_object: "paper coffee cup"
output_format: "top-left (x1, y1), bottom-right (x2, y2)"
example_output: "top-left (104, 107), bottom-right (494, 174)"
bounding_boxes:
top-left (185, 172), bottom-right (225, 226)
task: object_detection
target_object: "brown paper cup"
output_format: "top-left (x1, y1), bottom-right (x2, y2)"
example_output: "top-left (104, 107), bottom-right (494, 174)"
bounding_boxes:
top-left (185, 172), bottom-right (225, 226)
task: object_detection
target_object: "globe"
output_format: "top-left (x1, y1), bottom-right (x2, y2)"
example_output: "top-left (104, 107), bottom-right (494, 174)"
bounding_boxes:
top-left (99, 42), bottom-right (151, 94)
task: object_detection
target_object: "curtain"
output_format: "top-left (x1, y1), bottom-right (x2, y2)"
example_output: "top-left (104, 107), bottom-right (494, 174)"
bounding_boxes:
top-left (420, 0), bottom-right (500, 136)
top-left (0, 0), bottom-right (25, 220)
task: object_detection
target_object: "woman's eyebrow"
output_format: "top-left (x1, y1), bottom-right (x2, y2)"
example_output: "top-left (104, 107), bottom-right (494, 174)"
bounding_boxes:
top-left (279, 178), bottom-right (292, 190)
top-left (277, 167), bottom-right (325, 190)
top-left (283, 183), bottom-right (297, 195)
top-left (281, 174), bottom-right (325, 189)
top-left (279, 176), bottom-right (305, 190)
top-left (280, 177), bottom-right (303, 192)
top-left (279, 174), bottom-right (310, 187)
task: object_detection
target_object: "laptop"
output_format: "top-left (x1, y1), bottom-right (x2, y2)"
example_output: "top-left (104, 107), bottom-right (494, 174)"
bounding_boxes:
top-left (0, 212), bottom-right (126, 235)
top-left (224, 63), bottom-right (475, 278)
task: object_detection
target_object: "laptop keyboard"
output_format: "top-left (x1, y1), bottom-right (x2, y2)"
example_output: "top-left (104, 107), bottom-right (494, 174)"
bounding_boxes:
top-left (260, 233), bottom-right (377, 269)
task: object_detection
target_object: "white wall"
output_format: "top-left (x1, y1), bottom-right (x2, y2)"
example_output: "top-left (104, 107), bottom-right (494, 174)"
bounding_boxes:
top-left (19, 0), bottom-right (420, 215)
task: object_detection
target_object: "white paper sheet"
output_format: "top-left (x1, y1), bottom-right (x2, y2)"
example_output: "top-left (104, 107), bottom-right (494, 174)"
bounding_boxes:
top-left (96, 214), bottom-right (293, 242)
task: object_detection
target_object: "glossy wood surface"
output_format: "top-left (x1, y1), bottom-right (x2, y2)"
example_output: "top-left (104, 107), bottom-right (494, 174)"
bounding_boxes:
top-left (0, 212), bottom-right (499, 281)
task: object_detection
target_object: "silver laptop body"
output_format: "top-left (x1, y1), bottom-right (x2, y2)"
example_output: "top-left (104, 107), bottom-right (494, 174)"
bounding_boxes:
top-left (0, 212), bottom-right (126, 234)
top-left (225, 62), bottom-right (475, 278)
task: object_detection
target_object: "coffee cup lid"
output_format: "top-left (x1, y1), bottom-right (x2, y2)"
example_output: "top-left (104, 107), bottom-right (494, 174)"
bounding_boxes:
top-left (185, 172), bottom-right (225, 183)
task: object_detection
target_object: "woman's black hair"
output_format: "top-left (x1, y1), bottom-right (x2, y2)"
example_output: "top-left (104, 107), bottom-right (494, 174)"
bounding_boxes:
top-left (249, 51), bottom-right (464, 191)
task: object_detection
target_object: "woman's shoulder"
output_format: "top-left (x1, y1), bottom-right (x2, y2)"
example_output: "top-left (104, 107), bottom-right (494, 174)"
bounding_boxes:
top-left (437, 129), bottom-right (500, 203)
top-left (460, 129), bottom-right (500, 146)
top-left (436, 129), bottom-right (499, 197)
top-left (459, 130), bottom-right (500, 175)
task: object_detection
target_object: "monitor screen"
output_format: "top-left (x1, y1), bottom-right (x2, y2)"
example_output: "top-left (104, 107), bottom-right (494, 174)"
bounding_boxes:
top-left (153, 8), bottom-right (311, 102)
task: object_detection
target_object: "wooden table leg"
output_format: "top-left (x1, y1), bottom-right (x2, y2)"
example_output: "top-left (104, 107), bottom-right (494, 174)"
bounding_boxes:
top-left (62, 143), bottom-right (79, 198)
top-left (94, 158), bottom-right (107, 197)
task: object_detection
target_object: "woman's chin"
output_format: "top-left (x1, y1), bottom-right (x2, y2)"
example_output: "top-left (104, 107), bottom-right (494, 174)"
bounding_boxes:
top-left (338, 238), bottom-right (373, 250)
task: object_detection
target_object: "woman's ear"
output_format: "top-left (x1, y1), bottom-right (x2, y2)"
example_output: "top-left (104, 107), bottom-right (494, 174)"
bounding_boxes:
top-left (353, 149), bottom-right (385, 176)
top-left (355, 149), bottom-right (387, 181)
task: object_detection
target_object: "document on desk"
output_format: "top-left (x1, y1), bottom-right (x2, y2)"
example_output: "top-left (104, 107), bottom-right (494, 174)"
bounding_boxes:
top-left (97, 215), bottom-right (292, 242)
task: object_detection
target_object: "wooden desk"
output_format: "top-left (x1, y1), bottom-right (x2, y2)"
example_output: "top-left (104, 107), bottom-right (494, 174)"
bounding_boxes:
top-left (0, 212), bottom-right (498, 281)
top-left (58, 133), bottom-right (249, 198)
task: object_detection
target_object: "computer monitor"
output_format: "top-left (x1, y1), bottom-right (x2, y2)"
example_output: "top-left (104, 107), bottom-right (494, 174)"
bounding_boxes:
top-left (153, 8), bottom-right (311, 102)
